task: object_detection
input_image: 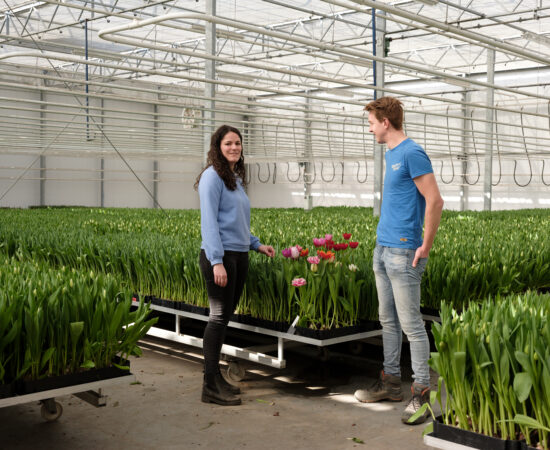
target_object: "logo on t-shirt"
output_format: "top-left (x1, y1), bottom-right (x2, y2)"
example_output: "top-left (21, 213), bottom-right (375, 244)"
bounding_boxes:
top-left (392, 162), bottom-right (401, 171)
top-left (400, 238), bottom-right (408, 242)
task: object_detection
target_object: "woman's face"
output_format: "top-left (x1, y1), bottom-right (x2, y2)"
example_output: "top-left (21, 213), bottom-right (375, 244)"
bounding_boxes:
top-left (220, 131), bottom-right (242, 169)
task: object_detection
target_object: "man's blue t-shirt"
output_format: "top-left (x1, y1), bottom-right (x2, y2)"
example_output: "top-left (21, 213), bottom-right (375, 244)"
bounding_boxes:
top-left (376, 138), bottom-right (433, 249)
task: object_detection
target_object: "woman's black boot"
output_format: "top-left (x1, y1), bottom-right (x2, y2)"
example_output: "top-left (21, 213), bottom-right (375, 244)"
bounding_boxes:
top-left (215, 371), bottom-right (241, 394)
top-left (202, 374), bottom-right (241, 406)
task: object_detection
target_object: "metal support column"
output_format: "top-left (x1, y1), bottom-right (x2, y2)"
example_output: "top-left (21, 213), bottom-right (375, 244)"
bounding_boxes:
top-left (372, 9), bottom-right (386, 216)
top-left (39, 88), bottom-right (46, 206)
top-left (153, 101), bottom-right (159, 208)
top-left (203, 0), bottom-right (216, 165)
top-left (460, 91), bottom-right (469, 211)
top-left (304, 95), bottom-right (313, 211)
top-left (483, 49), bottom-right (495, 211)
top-left (100, 97), bottom-right (105, 207)
top-left (243, 112), bottom-right (250, 193)
top-left (84, 18), bottom-right (90, 141)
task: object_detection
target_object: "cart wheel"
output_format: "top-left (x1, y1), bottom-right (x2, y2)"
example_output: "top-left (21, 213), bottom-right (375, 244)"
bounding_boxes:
top-left (40, 401), bottom-right (63, 422)
top-left (348, 341), bottom-right (363, 355)
top-left (226, 361), bottom-right (245, 382)
top-left (318, 347), bottom-right (330, 362)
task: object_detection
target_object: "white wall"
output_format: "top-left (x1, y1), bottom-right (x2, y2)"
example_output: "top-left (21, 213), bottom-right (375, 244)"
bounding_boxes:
top-left (1, 78), bottom-right (549, 210)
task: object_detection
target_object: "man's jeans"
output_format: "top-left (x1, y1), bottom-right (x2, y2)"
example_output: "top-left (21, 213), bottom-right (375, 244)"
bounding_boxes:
top-left (373, 244), bottom-right (430, 387)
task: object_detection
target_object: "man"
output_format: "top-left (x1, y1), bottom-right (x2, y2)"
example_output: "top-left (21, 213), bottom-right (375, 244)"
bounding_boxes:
top-left (354, 97), bottom-right (444, 425)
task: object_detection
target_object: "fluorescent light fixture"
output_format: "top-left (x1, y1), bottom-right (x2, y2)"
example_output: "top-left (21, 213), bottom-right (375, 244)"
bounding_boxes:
top-left (1, 1), bottom-right (45, 16)
top-left (415, 0), bottom-right (439, 5)
top-left (338, 55), bottom-right (373, 69)
top-left (522, 31), bottom-right (550, 49)
top-left (442, 76), bottom-right (471, 88)
top-left (324, 88), bottom-right (355, 98)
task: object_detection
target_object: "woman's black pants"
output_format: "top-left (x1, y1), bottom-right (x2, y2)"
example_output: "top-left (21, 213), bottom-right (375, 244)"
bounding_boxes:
top-left (199, 249), bottom-right (248, 381)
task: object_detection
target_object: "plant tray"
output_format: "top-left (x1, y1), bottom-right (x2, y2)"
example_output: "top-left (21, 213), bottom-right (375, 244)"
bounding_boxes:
top-left (19, 358), bottom-right (130, 395)
top-left (0, 382), bottom-right (16, 399)
top-left (420, 305), bottom-right (440, 318)
top-left (432, 416), bottom-right (524, 450)
top-left (231, 314), bottom-right (290, 332)
top-left (294, 320), bottom-right (381, 340)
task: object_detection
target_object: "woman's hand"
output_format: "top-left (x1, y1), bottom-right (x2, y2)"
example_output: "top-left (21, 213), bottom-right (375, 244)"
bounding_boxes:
top-left (258, 245), bottom-right (275, 258)
top-left (213, 263), bottom-right (228, 287)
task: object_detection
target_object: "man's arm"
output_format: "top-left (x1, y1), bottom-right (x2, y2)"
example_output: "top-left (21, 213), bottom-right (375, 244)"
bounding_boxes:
top-left (413, 172), bottom-right (444, 267)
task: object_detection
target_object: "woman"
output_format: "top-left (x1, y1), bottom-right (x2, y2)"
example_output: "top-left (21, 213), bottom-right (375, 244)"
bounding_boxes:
top-left (195, 124), bottom-right (275, 406)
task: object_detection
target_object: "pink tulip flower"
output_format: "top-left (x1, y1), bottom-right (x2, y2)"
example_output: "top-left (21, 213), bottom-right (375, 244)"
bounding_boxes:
top-left (307, 256), bottom-right (320, 265)
top-left (291, 277), bottom-right (307, 287)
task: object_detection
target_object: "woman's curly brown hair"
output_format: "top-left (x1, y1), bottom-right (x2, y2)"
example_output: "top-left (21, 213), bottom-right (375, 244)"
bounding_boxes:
top-left (194, 125), bottom-right (247, 191)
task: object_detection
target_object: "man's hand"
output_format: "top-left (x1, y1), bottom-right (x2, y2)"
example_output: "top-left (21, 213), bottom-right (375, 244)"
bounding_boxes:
top-left (413, 246), bottom-right (430, 268)
top-left (213, 263), bottom-right (227, 287)
top-left (258, 245), bottom-right (275, 258)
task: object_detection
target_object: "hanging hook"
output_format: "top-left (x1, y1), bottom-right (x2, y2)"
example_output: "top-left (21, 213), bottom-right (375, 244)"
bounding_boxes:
top-left (440, 106), bottom-right (455, 184)
top-left (245, 163), bottom-right (252, 185)
top-left (321, 161), bottom-right (336, 182)
top-left (423, 112), bottom-right (428, 151)
top-left (513, 107), bottom-right (533, 187)
top-left (491, 105), bottom-right (502, 186)
top-left (256, 162), bottom-right (271, 183)
top-left (272, 162), bottom-right (277, 184)
top-left (464, 110), bottom-right (481, 185)
top-left (342, 117), bottom-right (348, 165)
top-left (361, 112), bottom-right (369, 159)
top-left (541, 160), bottom-right (550, 186)
top-left (341, 161), bottom-right (345, 184)
top-left (286, 162), bottom-right (301, 183)
top-left (356, 160), bottom-right (368, 183)
top-left (261, 121), bottom-right (267, 158)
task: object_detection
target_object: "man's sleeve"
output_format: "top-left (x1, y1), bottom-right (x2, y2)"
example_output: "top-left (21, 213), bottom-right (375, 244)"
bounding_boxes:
top-left (407, 146), bottom-right (434, 179)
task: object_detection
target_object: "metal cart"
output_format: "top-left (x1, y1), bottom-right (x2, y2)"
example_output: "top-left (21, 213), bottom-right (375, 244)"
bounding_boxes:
top-left (138, 301), bottom-right (382, 381)
top-left (0, 373), bottom-right (135, 422)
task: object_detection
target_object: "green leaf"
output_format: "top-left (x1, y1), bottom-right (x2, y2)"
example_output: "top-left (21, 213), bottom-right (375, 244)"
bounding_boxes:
top-left (69, 321), bottom-right (84, 344)
top-left (40, 347), bottom-right (56, 371)
top-left (80, 360), bottom-right (95, 369)
top-left (513, 414), bottom-right (550, 432)
top-left (407, 402), bottom-right (429, 424)
top-left (513, 372), bottom-right (532, 402)
top-left (452, 352), bottom-right (466, 380)
top-left (422, 422), bottom-right (434, 437)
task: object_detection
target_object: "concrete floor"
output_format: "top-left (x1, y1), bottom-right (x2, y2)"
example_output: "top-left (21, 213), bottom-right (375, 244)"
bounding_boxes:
top-left (0, 333), bottom-right (440, 450)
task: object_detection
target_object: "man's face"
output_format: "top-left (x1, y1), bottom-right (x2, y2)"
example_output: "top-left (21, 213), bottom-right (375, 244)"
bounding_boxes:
top-left (368, 111), bottom-right (387, 144)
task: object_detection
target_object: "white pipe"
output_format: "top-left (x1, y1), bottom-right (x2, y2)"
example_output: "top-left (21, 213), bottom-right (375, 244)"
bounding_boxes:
top-left (341, 0), bottom-right (550, 66)
top-left (96, 12), bottom-right (550, 102)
